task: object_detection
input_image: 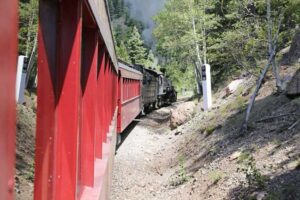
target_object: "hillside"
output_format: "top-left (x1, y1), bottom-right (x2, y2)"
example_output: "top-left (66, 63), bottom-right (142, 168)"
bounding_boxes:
top-left (112, 63), bottom-right (300, 200)
top-left (15, 93), bottom-right (36, 200)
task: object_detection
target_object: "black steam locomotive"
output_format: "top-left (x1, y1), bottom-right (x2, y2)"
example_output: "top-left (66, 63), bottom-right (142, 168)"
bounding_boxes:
top-left (119, 60), bottom-right (177, 112)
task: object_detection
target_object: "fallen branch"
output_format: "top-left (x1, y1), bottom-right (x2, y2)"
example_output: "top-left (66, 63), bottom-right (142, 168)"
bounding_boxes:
top-left (255, 113), bottom-right (300, 123)
top-left (288, 120), bottom-right (300, 130)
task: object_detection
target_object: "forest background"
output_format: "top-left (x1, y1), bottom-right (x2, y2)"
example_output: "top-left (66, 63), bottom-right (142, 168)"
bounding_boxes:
top-left (19, 0), bottom-right (300, 92)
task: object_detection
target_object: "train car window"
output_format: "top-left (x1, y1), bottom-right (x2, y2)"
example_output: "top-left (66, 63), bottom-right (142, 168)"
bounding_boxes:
top-left (147, 76), bottom-right (152, 83)
top-left (159, 76), bottom-right (162, 84)
top-left (143, 75), bottom-right (147, 85)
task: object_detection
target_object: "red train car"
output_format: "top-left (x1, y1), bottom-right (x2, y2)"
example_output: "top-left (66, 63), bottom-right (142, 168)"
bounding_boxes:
top-left (34, 1), bottom-right (118, 200)
top-left (117, 60), bottom-right (143, 135)
top-left (0, 1), bottom-right (145, 200)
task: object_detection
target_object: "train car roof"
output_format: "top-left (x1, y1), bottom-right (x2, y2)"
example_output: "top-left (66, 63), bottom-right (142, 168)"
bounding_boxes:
top-left (144, 68), bottom-right (160, 77)
top-left (131, 64), bottom-right (164, 77)
top-left (118, 60), bottom-right (143, 80)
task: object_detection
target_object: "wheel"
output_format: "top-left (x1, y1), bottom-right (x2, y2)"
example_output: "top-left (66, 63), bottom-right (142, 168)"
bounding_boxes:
top-left (141, 105), bottom-right (146, 115)
top-left (116, 134), bottom-right (122, 145)
top-left (157, 99), bottom-right (162, 108)
top-left (152, 102), bottom-right (157, 110)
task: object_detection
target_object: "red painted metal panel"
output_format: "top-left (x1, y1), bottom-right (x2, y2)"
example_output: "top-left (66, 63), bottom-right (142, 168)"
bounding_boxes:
top-left (35, 0), bottom-right (82, 199)
top-left (87, 0), bottom-right (118, 71)
top-left (53, 0), bottom-right (82, 198)
top-left (34, 1), bottom-right (58, 199)
top-left (111, 65), bottom-right (114, 121)
top-left (96, 47), bottom-right (106, 158)
top-left (120, 97), bottom-right (141, 133)
top-left (103, 55), bottom-right (110, 142)
top-left (109, 65), bottom-right (112, 121)
top-left (117, 68), bottom-right (143, 133)
top-left (117, 75), bottom-right (122, 133)
top-left (0, 1), bottom-right (18, 199)
top-left (79, 26), bottom-right (98, 190)
top-left (107, 65), bottom-right (110, 125)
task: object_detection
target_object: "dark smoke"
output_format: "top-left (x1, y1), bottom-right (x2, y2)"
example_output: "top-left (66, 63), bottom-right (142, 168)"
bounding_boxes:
top-left (124, 0), bottom-right (166, 46)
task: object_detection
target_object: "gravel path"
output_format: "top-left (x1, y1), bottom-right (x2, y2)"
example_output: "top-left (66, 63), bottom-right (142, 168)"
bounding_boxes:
top-left (111, 108), bottom-right (180, 200)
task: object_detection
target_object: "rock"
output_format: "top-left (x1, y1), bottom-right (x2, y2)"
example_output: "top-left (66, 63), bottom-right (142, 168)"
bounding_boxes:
top-left (251, 191), bottom-right (267, 200)
top-left (281, 28), bottom-right (300, 65)
top-left (174, 127), bottom-right (183, 135)
top-left (280, 46), bottom-right (291, 55)
top-left (170, 102), bottom-right (196, 129)
top-left (174, 130), bottom-right (181, 136)
top-left (286, 69), bottom-right (300, 97)
top-left (225, 79), bottom-right (244, 95)
top-left (287, 159), bottom-right (300, 170)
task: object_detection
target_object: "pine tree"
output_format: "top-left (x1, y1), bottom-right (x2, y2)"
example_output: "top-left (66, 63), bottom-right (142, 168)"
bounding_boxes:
top-left (115, 0), bottom-right (122, 18)
top-left (116, 41), bottom-right (130, 63)
top-left (127, 26), bottom-right (147, 65)
top-left (19, 0), bottom-right (39, 89)
top-left (19, 0), bottom-right (38, 56)
top-left (145, 50), bottom-right (155, 68)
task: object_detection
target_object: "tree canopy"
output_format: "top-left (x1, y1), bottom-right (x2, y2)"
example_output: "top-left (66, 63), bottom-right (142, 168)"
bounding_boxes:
top-left (153, 0), bottom-right (300, 91)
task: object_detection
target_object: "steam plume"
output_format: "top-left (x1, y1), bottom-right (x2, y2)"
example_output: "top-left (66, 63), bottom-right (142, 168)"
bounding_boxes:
top-left (124, 0), bottom-right (166, 46)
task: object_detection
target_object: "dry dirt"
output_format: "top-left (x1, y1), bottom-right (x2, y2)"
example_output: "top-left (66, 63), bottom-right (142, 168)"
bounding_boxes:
top-left (15, 103), bottom-right (36, 200)
top-left (111, 105), bottom-right (189, 200)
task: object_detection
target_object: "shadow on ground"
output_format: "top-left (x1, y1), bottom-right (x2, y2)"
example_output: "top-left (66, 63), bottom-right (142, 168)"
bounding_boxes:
top-left (228, 168), bottom-right (300, 200)
top-left (177, 93), bottom-right (300, 199)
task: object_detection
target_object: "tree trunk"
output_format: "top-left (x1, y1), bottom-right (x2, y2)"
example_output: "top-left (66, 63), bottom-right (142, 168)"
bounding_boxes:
top-left (191, 12), bottom-right (203, 99)
top-left (202, 26), bottom-right (207, 65)
top-left (192, 16), bottom-right (203, 67)
top-left (194, 62), bottom-right (202, 104)
top-left (241, 18), bottom-right (282, 132)
top-left (26, 32), bottom-right (38, 88)
top-left (241, 49), bottom-right (276, 132)
top-left (267, 0), bottom-right (283, 90)
top-left (25, 12), bottom-right (35, 57)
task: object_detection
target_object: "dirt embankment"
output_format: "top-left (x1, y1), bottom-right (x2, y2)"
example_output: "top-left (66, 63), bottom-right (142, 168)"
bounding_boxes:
top-left (15, 93), bottom-right (36, 200)
top-left (112, 64), bottom-right (300, 200)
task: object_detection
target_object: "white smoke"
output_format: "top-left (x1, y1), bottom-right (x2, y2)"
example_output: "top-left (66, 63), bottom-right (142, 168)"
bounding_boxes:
top-left (124, 0), bottom-right (166, 46)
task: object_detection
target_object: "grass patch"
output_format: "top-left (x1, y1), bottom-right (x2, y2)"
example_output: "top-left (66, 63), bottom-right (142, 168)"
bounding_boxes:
top-left (237, 150), bottom-right (252, 164)
top-left (206, 125), bottom-right (217, 136)
top-left (25, 161), bottom-right (35, 182)
top-left (170, 154), bottom-right (190, 187)
top-left (237, 152), bottom-right (268, 189)
top-left (209, 170), bottom-right (223, 184)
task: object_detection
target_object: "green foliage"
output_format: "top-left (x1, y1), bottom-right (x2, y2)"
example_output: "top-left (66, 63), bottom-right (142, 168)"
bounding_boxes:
top-left (206, 125), bottom-right (217, 136)
top-left (19, 0), bottom-right (38, 55)
top-left (237, 151), bottom-right (252, 164)
top-left (153, 0), bottom-right (300, 90)
top-left (170, 154), bottom-right (190, 186)
top-left (238, 151), bottom-right (268, 189)
top-left (25, 161), bottom-right (35, 182)
top-left (109, 0), bottom-right (157, 67)
top-left (178, 155), bottom-right (190, 183)
top-left (208, 170), bottom-right (223, 184)
top-left (127, 26), bottom-right (147, 64)
top-left (108, 0), bottom-right (126, 19)
top-left (144, 50), bottom-right (155, 68)
top-left (116, 41), bottom-right (130, 63)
